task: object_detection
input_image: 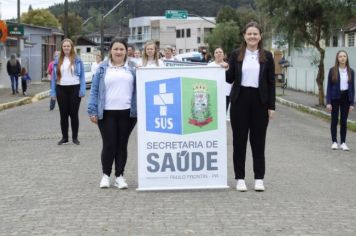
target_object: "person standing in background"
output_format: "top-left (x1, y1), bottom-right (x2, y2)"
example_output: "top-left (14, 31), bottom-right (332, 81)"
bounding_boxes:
top-left (91, 53), bottom-right (103, 75)
top-left (139, 41), bottom-right (165, 67)
top-left (6, 54), bottom-right (21, 95)
top-left (20, 67), bottom-right (31, 96)
top-left (326, 50), bottom-right (355, 151)
top-left (227, 21), bottom-right (275, 192)
top-left (208, 47), bottom-right (231, 111)
top-left (50, 39), bottom-right (86, 145)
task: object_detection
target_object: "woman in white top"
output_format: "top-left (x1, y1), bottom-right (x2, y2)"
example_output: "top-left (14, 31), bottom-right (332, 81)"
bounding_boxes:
top-left (208, 47), bottom-right (231, 111)
top-left (326, 50), bottom-right (355, 151)
top-left (88, 38), bottom-right (137, 189)
top-left (140, 40), bottom-right (165, 67)
top-left (50, 38), bottom-right (86, 145)
top-left (226, 22), bottom-right (275, 192)
top-left (91, 53), bottom-right (102, 75)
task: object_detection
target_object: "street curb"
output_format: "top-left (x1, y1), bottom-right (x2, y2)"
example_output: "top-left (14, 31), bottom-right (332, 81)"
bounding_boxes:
top-left (276, 96), bottom-right (356, 126)
top-left (0, 90), bottom-right (50, 112)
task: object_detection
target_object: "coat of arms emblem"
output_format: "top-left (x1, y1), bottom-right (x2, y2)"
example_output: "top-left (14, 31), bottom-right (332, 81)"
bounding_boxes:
top-left (189, 83), bottom-right (213, 127)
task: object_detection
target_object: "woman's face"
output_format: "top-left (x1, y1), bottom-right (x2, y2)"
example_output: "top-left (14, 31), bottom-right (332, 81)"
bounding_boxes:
top-left (214, 48), bottom-right (224, 62)
top-left (243, 26), bottom-right (261, 50)
top-left (145, 44), bottom-right (156, 58)
top-left (62, 41), bottom-right (72, 56)
top-left (337, 52), bottom-right (348, 65)
top-left (110, 42), bottom-right (127, 65)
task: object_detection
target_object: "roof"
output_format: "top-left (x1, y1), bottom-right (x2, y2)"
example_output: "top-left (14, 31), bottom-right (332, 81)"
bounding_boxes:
top-left (343, 17), bottom-right (356, 32)
top-left (76, 36), bottom-right (98, 46)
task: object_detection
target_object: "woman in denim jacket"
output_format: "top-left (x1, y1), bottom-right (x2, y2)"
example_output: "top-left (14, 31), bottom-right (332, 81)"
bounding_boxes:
top-left (87, 38), bottom-right (137, 189)
top-left (326, 50), bottom-right (355, 151)
top-left (50, 38), bottom-right (86, 145)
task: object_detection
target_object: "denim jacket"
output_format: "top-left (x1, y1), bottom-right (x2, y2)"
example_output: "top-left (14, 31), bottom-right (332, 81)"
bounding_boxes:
top-left (326, 67), bottom-right (355, 106)
top-left (50, 56), bottom-right (86, 97)
top-left (87, 60), bottom-right (137, 119)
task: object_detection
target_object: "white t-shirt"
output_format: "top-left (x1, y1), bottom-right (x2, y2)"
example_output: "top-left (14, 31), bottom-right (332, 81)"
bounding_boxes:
top-left (140, 59), bottom-right (165, 67)
top-left (58, 57), bottom-right (80, 85)
top-left (339, 67), bottom-right (349, 91)
top-left (104, 61), bottom-right (134, 110)
top-left (241, 49), bottom-right (260, 88)
top-left (91, 61), bottom-right (101, 74)
top-left (208, 61), bottom-right (232, 96)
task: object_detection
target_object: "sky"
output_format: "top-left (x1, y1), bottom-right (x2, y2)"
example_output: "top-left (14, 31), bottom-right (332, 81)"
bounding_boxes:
top-left (0, 0), bottom-right (76, 20)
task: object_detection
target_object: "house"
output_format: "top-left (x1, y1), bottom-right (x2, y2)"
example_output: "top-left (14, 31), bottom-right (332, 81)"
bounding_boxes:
top-left (0, 22), bottom-right (63, 88)
top-left (127, 16), bottom-right (215, 53)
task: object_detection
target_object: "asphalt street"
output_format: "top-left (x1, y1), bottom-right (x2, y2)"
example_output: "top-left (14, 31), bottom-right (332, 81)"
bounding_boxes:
top-left (0, 96), bottom-right (355, 235)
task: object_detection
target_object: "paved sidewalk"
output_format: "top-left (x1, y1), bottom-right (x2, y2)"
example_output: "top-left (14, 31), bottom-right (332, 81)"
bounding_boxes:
top-left (276, 87), bottom-right (356, 122)
top-left (0, 81), bottom-right (50, 111)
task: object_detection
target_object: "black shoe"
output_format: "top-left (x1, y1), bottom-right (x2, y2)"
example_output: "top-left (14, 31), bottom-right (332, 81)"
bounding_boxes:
top-left (12, 91), bottom-right (15, 95)
top-left (58, 138), bottom-right (69, 145)
top-left (16, 90), bottom-right (19, 93)
top-left (73, 139), bottom-right (80, 145)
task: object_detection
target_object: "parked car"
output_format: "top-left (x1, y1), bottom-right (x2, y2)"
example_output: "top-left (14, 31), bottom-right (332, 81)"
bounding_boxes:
top-left (175, 52), bottom-right (203, 62)
top-left (83, 63), bottom-right (93, 89)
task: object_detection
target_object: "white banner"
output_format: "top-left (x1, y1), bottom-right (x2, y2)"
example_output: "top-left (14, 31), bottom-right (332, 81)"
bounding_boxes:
top-left (136, 66), bottom-right (228, 191)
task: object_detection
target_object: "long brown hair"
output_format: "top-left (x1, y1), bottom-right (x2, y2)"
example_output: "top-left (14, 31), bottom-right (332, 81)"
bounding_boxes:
top-left (142, 40), bottom-right (160, 66)
top-left (56, 38), bottom-right (76, 82)
top-left (332, 50), bottom-right (351, 83)
top-left (237, 21), bottom-right (266, 63)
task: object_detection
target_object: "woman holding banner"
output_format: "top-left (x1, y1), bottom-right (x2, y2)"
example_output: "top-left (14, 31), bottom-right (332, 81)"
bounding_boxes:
top-left (227, 21), bottom-right (275, 192)
top-left (88, 38), bottom-right (137, 189)
top-left (208, 47), bottom-right (231, 111)
top-left (139, 40), bottom-right (165, 67)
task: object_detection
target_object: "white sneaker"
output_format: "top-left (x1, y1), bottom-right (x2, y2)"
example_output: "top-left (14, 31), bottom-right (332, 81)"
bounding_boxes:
top-left (254, 179), bottom-right (265, 191)
top-left (331, 142), bottom-right (338, 150)
top-left (236, 179), bottom-right (247, 191)
top-left (99, 174), bottom-right (110, 188)
top-left (114, 175), bottom-right (128, 189)
top-left (340, 143), bottom-right (350, 151)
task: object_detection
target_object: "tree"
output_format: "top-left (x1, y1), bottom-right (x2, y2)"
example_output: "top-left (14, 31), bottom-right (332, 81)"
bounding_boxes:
top-left (216, 6), bottom-right (240, 24)
top-left (206, 21), bottom-right (240, 57)
top-left (21, 9), bottom-right (60, 28)
top-left (257, 0), bottom-right (353, 106)
top-left (58, 12), bottom-right (83, 41)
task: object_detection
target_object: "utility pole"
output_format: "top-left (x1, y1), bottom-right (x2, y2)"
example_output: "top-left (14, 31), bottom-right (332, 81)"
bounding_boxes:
top-left (100, 0), bottom-right (126, 57)
top-left (17, 0), bottom-right (20, 57)
top-left (100, 0), bottom-right (105, 57)
top-left (64, 0), bottom-right (68, 38)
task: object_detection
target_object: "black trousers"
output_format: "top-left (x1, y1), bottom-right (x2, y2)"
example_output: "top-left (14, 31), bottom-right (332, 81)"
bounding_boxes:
top-left (56, 84), bottom-right (81, 140)
top-left (331, 91), bottom-right (350, 143)
top-left (98, 109), bottom-right (136, 177)
top-left (21, 79), bottom-right (27, 93)
top-left (230, 87), bottom-right (269, 179)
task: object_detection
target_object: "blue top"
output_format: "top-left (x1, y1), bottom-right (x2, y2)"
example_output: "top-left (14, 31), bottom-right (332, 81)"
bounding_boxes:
top-left (50, 56), bottom-right (86, 97)
top-left (326, 67), bottom-right (355, 106)
top-left (87, 60), bottom-right (137, 120)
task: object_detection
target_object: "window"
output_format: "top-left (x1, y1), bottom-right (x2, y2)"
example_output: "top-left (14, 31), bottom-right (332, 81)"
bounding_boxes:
top-left (176, 30), bottom-right (181, 38)
top-left (86, 47), bottom-right (91, 53)
top-left (348, 33), bottom-right (355, 47)
top-left (187, 28), bottom-right (191, 38)
top-left (179, 49), bottom-right (184, 54)
top-left (197, 37), bottom-right (201, 44)
top-left (332, 36), bottom-right (338, 47)
top-left (181, 29), bottom-right (185, 38)
top-left (186, 49), bottom-right (190, 52)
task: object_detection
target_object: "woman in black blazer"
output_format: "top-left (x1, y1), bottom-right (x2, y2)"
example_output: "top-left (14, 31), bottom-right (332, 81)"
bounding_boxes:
top-left (326, 50), bottom-right (355, 151)
top-left (227, 21), bottom-right (275, 192)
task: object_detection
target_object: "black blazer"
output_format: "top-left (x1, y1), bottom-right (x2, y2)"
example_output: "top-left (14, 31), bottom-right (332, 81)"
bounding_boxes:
top-left (226, 49), bottom-right (276, 110)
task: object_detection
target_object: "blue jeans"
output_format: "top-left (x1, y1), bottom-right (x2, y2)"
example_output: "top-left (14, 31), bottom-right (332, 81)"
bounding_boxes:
top-left (9, 75), bottom-right (19, 93)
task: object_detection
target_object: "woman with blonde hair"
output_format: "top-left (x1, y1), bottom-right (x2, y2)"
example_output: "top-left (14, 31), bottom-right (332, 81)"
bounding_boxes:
top-left (139, 40), bottom-right (164, 67)
top-left (50, 38), bottom-right (86, 145)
